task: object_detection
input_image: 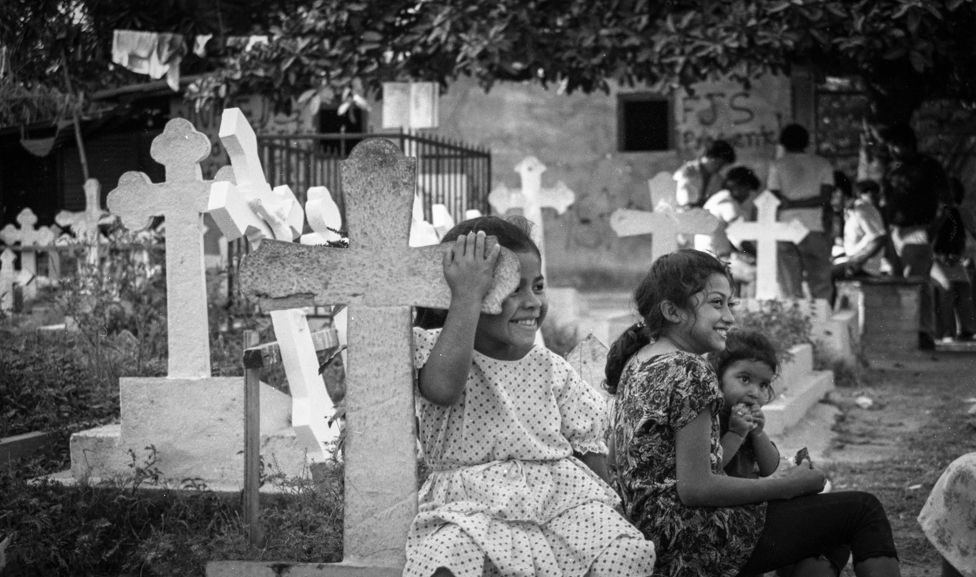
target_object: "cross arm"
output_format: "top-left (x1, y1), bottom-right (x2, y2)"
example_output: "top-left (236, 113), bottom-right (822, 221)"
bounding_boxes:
top-left (238, 240), bottom-right (520, 314)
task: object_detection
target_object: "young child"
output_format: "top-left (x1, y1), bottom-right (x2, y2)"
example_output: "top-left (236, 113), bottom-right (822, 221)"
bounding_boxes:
top-left (604, 248), bottom-right (901, 577)
top-left (711, 330), bottom-right (851, 577)
top-left (406, 216), bottom-right (656, 577)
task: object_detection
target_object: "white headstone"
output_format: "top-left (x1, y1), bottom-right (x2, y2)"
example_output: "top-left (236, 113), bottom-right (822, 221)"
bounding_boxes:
top-left (0, 248), bottom-right (31, 312)
top-left (55, 178), bottom-right (116, 266)
top-left (106, 118), bottom-right (226, 378)
top-left (726, 190), bottom-right (809, 300)
top-left (300, 186), bottom-right (343, 245)
top-left (609, 172), bottom-right (720, 262)
top-left (207, 108), bottom-right (339, 455)
top-left (0, 208), bottom-right (56, 300)
top-left (488, 156), bottom-right (575, 276)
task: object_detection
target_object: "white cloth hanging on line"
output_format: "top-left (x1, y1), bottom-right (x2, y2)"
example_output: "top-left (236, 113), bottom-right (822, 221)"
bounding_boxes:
top-left (111, 30), bottom-right (185, 91)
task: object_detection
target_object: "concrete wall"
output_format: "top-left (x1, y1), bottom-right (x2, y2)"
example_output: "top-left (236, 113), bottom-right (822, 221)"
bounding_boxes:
top-left (386, 75), bottom-right (792, 290)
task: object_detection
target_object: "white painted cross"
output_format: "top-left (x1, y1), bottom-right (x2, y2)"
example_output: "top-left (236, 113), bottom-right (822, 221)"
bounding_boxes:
top-left (0, 208), bottom-right (56, 300)
top-left (55, 178), bottom-right (117, 267)
top-left (207, 108), bottom-right (339, 456)
top-left (208, 108), bottom-right (304, 246)
top-left (106, 118), bottom-right (229, 379)
top-left (726, 190), bottom-right (809, 300)
top-left (300, 186), bottom-right (343, 245)
top-left (488, 156), bottom-right (575, 275)
top-left (609, 171), bottom-right (720, 262)
top-left (222, 138), bottom-right (520, 574)
top-left (0, 247), bottom-right (32, 312)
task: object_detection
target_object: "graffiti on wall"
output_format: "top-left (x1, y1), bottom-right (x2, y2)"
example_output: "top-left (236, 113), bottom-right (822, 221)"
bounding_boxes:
top-left (675, 73), bottom-right (790, 154)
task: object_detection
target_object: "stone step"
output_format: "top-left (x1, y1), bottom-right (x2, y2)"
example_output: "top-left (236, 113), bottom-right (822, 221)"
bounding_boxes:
top-left (764, 370), bottom-right (835, 437)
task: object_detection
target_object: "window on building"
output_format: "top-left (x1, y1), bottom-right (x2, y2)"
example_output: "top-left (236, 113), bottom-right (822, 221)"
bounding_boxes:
top-left (618, 93), bottom-right (671, 152)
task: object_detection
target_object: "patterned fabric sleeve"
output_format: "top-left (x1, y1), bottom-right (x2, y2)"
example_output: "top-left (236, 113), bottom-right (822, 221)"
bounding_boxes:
top-left (412, 326), bottom-right (441, 371)
top-left (554, 354), bottom-right (610, 455)
top-left (666, 354), bottom-right (724, 432)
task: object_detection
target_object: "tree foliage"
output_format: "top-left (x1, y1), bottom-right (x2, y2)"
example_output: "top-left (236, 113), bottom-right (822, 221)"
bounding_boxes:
top-left (1, 0), bottom-right (975, 126)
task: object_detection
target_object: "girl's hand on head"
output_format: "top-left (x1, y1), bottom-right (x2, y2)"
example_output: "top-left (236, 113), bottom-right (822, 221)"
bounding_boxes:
top-left (443, 231), bottom-right (501, 302)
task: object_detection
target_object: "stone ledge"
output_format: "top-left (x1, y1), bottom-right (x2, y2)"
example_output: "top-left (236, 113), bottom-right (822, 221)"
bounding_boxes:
top-left (207, 561), bottom-right (401, 577)
top-left (764, 370), bottom-right (835, 437)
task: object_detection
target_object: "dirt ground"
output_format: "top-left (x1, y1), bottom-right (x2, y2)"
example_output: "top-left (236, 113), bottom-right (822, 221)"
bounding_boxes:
top-left (777, 349), bottom-right (976, 577)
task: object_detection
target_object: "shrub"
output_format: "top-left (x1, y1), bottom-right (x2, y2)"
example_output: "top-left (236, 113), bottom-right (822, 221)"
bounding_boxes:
top-left (734, 300), bottom-right (814, 365)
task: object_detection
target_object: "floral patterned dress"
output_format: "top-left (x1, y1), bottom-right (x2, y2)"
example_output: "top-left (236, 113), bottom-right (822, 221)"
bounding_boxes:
top-left (918, 452), bottom-right (976, 577)
top-left (607, 350), bottom-right (766, 577)
top-left (404, 327), bottom-right (655, 577)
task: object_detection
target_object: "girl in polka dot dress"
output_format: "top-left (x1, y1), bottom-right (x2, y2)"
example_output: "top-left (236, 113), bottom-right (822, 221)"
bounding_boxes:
top-left (406, 216), bottom-right (655, 577)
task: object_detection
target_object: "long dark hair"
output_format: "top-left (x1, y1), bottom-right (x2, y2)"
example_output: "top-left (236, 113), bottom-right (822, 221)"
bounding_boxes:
top-left (414, 215), bottom-right (539, 329)
top-left (707, 329), bottom-right (778, 404)
top-left (604, 249), bottom-right (732, 394)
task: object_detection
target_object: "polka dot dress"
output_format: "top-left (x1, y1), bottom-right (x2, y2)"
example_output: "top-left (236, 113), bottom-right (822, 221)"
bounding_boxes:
top-left (405, 328), bottom-right (656, 577)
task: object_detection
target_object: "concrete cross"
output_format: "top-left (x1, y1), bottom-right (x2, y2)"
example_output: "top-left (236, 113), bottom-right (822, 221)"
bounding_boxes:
top-left (0, 247), bottom-right (32, 312)
top-left (55, 178), bottom-right (117, 266)
top-left (208, 108), bottom-right (304, 245)
top-left (229, 138), bottom-right (520, 573)
top-left (488, 156), bottom-right (575, 275)
top-left (207, 107), bottom-right (340, 456)
top-left (0, 208), bottom-right (56, 300)
top-left (609, 172), bottom-right (720, 262)
top-left (726, 190), bottom-right (809, 300)
top-left (300, 186), bottom-right (343, 245)
top-left (409, 192), bottom-right (440, 247)
top-left (106, 118), bottom-right (229, 379)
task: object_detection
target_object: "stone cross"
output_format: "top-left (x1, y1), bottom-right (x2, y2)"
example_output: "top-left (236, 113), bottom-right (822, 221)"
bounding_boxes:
top-left (106, 118), bottom-right (229, 379)
top-left (0, 208), bottom-right (56, 300)
top-left (431, 203), bottom-right (455, 238)
top-left (208, 108), bottom-right (339, 456)
top-left (300, 185), bottom-right (343, 245)
top-left (726, 190), bottom-right (809, 300)
top-left (227, 138), bottom-right (520, 574)
top-left (208, 108), bottom-right (304, 245)
top-left (0, 248), bottom-right (32, 312)
top-left (409, 192), bottom-right (440, 247)
top-left (55, 178), bottom-right (116, 266)
top-left (609, 172), bottom-right (719, 262)
top-left (488, 156), bottom-right (575, 275)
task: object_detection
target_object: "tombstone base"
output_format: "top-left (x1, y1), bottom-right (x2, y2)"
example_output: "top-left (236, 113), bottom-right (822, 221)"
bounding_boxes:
top-left (835, 278), bottom-right (923, 362)
top-left (763, 344), bottom-right (835, 437)
top-left (70, 377), bottom-right (328, 491)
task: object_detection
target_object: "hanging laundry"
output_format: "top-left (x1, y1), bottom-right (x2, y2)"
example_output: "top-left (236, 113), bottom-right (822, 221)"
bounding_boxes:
top-left (112, 30), bottom-right (186, 91)
top-left (193, 34), bottom-right (212, 58)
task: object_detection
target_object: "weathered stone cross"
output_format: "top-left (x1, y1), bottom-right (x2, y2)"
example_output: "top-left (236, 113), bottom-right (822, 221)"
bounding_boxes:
top-left (726, 190), bottom-right (809, 300)
top-left (207, 107), bottom-right (338, 456)
top-left (107, 118), bottom-right (230, 378)
top-left (0, 208), bottom-right (56, 300)
top-left (55, 178), bottom-right (116, 266)
top-left (226, 138), bottom-right (519, 574)
top-left (609, 171), bottom-right (719, 262)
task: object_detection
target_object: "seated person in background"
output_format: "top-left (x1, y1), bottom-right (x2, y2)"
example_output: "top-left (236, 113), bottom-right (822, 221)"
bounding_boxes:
top-left (918, 452), bottom-right (976, 577)
top-left (827, 171), bottom-right (852, 262)
top-left (694, 165), bottom-right (759, 297)
top-left (832, 180), bottom-right (887, 280)
top-left (930, 178), bottom-right (976, 342)
top-left (674, 139), bottom-right (737, 209)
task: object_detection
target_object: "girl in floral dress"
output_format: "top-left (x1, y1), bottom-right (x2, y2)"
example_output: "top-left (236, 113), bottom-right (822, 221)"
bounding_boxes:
top-left (405, 216), bottom-right (656, 577)
top-left (604, 249), bottom-right (901, 577)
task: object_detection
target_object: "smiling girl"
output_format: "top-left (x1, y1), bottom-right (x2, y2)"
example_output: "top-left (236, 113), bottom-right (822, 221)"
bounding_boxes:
top-left (406, 216), bottom-right (655, 577)
top-left (605, 249), bottom-right (901, 577)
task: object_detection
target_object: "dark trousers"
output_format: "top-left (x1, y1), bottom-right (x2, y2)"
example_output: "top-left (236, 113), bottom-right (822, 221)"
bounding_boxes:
top-left (736, 491), bottom-right (898, 576)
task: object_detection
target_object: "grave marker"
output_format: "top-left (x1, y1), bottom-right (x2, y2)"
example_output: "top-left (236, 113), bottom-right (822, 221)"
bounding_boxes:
top-left (0, 248), bottom-right (31, 312)
top-left (208, 107), bottom-right (339, 455)
top-left (55, 178), bottom-right (116, 267)
top-left (216, 138), bottom-right (520, 574)
top-left (0, 208), bottom-right (56, 300)
top-left (106, 118), bottom-right (227, 378)
top-left (609, 172), bottom-right (720, 262)
top-left (488, 156), bottom-right (575, 275)
top-left (726, 190), bottom-right (809, 300)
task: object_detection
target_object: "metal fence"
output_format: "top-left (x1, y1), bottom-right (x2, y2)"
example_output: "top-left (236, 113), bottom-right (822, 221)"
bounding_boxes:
top-left (257, 129), bottom-right (493, 226)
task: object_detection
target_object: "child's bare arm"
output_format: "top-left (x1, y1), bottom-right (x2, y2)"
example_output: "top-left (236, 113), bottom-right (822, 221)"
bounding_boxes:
top-left (419, 232), bottom-right (499, 406)
top-left (747, 405), bottom-right (781, 476)
top-left (720, 406), bottom-right (752, 466)
top-left (576, 451), bottom-right (611, 484)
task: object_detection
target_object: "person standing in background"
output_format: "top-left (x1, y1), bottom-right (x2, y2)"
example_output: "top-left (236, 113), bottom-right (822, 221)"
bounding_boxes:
top-left (766, 123), bottom-right (836, 301)
top-left (674, 140), bottom-right (737, 209)
top-left (880, 122), bottom-right (950, 350)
